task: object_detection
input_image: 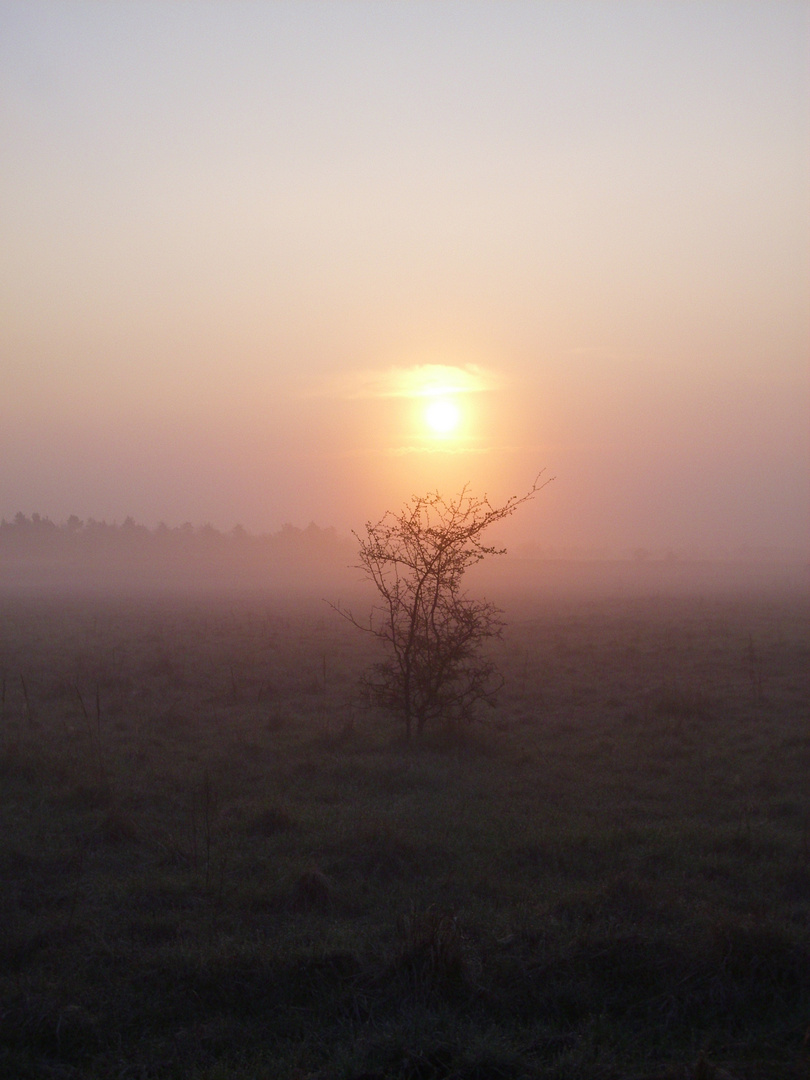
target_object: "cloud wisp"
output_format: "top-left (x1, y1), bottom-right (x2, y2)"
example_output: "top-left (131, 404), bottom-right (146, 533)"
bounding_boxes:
top-left (323, 363), bottom-right (501, 401)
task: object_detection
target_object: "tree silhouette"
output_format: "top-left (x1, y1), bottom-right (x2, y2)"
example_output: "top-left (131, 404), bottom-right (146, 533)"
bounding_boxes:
top-left (335, 475), bottom-right (550, 738)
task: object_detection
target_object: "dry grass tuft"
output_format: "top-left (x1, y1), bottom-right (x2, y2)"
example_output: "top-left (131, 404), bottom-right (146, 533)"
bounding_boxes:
top-left (243, 803), bottom-right (295, 836)
top-left (63, 780), bottom-right (113, 810)
top-left (392, 905), bottom-right (473, 999)
top-left (97, 805), bottom-right (141, 844)
top-left (330, 825), bottom-right (423, 881)
top-left (288, 868), bottom-right (335, 912)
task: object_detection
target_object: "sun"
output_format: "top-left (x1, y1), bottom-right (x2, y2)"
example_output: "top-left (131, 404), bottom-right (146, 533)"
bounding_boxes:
top-left (424, 397), bottom-right (461, 436)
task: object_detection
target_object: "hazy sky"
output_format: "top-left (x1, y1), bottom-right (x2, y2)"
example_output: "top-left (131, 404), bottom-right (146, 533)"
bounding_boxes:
top-left (2, 1), bottom-right (808, 555)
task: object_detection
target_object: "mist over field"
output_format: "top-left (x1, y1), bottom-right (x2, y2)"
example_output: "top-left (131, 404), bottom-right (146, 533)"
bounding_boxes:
top-left (1, 565), bottom-right (809, 1077)
top-left (1, 510), bottom-right (807, 601)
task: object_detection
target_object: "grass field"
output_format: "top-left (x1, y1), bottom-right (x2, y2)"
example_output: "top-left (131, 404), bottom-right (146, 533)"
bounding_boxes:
top-left (0, 586), bottom-right (808, 1078)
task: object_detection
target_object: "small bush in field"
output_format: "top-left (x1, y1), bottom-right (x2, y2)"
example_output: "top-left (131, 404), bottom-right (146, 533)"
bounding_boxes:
top-left (334, 475), bottom-right (550, 737)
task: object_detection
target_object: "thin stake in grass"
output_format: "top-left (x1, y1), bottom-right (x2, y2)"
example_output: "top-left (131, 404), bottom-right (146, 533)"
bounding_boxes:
top-left (206, 846), bottom-right (231, 945)
top-left (75, 683), bottom-right (105, 781)
top-left (65, 833), bottom-right (91, 935)
top-left (745, 634), bottom-right (764, 703)
top-left (188, 771), bottom-right (217, 888)
top-left (520, 649), bottom-right (530, 696)
top-left (75, 683), bottom-right (91, 731)
top-left (20, 672), bottom-right (33, 728)
top-left (201, 770), bottom-right (214, 891)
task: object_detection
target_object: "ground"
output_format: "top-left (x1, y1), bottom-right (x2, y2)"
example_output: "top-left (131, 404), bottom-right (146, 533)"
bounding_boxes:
top-left (0, 586), bottom-right (808, 1078)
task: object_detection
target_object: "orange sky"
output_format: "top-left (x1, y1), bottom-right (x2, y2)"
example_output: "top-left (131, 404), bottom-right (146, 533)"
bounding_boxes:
top-left (1, 3), bottom-right (808, 556)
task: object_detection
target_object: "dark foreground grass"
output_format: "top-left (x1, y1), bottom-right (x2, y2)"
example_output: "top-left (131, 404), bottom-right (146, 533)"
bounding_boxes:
top-left (0, 588), bottom-right (808, 1079)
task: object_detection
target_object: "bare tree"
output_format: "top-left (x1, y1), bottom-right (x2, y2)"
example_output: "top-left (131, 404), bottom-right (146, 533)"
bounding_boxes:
top-left (334, 474), bottom-right (550, 738)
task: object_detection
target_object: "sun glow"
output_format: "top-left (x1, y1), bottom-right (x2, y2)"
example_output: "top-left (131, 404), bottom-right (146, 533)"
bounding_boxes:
top-left (424, 397), bottom-right (461, 436)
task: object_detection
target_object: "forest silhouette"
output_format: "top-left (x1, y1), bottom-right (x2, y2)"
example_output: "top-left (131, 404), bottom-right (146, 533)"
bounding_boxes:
top-left (0, 514), bottom-right (353, 592)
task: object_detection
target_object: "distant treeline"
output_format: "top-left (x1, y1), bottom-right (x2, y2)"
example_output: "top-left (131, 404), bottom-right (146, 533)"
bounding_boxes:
top-left (0, 513), bottom-right (346, 555)
top-left (0, 514), bottom-right (356, 591)
top-left (2, 512), bottom-right (806, 596)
